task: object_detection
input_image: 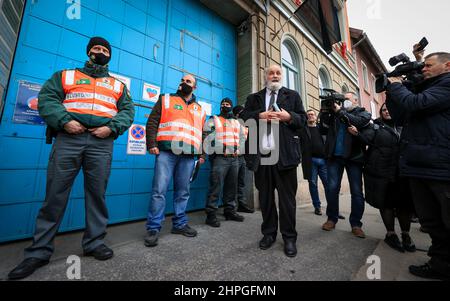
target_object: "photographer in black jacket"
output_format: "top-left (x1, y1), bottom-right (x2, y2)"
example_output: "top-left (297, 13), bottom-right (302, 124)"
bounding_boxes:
top-left (319, 92), bottom-right (371, 238)
top-left (386, 52), bottom-right (450, 280)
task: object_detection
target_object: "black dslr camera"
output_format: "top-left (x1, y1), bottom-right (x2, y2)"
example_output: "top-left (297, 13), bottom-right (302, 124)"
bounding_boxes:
top-left (320, 88), bottom-right (347, 112)
top-left (375, 37), bottom-right (428, 93)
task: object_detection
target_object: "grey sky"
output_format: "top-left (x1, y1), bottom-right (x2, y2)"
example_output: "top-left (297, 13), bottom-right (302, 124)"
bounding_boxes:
top-left (346, 0), bottom-right (450, 70)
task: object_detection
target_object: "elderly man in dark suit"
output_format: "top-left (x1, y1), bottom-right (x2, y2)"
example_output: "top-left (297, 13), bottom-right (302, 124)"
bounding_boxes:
top-left (241, 64), bottom-right (307, 257)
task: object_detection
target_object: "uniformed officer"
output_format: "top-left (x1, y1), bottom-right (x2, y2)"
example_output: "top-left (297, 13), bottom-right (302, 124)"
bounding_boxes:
top-left (144, 74), bottom-right (206, 247)
top-left (8, 37), bottom-right (135, 280)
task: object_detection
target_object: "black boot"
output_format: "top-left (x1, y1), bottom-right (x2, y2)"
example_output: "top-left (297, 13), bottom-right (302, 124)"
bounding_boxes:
top-left (8, 258), bottom-right (49, 280)
top-left (401, 233), bottom-right (416, 252)
top-left (205, 213), bottom-right (220, 227)
top-left (224, 211), bottom-right (244, 222)
top-left (409, 263), bottom-right (450, 281)
top-left (84, 244), bottom-right (114, 261)
top-left (384, 233), bottom-right (405, 253)
top-left (237, 204), bottom-right (255, 213)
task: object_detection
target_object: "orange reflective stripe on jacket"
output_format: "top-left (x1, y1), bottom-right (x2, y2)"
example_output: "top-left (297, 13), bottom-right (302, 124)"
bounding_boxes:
top-left (157, 94), bottom-right (206, 151)
top-left (213, 116), bottom-right (241, 147)
top-left (61, 70), bottom-right (123, 119)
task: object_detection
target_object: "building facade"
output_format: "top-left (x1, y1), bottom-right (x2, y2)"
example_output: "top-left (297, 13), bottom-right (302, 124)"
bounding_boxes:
top-left (0, 0), bottom-right (376, 243)
top-left (350, 27), bottom-right (387, 119)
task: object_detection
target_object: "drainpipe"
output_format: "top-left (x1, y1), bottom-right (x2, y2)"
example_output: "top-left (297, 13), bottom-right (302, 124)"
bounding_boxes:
top-left (264, 0), bottom-right (270, 69)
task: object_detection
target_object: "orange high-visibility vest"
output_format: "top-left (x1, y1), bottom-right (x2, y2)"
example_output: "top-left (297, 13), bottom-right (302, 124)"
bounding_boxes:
top-left (61, 70), bottom-right (123, 119)
top-left (157, 94), bottom-right (206, 152)
top-left (213, 116), bottom-right (241, 147)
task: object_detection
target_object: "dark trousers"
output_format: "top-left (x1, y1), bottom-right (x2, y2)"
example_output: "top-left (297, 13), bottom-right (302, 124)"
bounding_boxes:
top-left (326, 157), bottom-right (365, 228)
top-left (237, 156), bottom-right (250, 208)
top-left (24, 132), bottom-right (114, 260)
top-left (255, 165), bottom-right (298, 242)
top-left (409, 178), bottom-right (450, 274)
top-left (205, 156), bottom-right (239, 215)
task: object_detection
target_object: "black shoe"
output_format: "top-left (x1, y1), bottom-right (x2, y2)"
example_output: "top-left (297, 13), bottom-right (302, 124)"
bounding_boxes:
top-left (224, 212), bottom-right (245, 222)
top-left (314, 207), bottom-right (323, 216)
top-left (401, 233), bottom-right (416, 252)
top-left (171, 225), bottom-right (198, 237)
top-left (144, 230), bottom-right (159, 247)
top-left (409, 263), bottom-right (450, 281)
top-left (384, 234), bottom-right (405, 253)
top-left (8, 258), bottom-right (49, 280)
top-left (259, 235), bottom-right (276, 250)
top-left (205, 214), bottom-right (221, 228)
top-left (338, 214), bottom-right (346, 220)
top-left (237, 204), bottom-right (255, 214)
top-left (84, 244), bottom-right (114, 261)
top-left (284, 240), bottom-right (297, 257)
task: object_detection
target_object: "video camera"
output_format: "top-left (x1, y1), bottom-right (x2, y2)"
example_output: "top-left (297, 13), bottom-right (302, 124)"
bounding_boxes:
top-left (320, 89), bottom-right (346, 112)
top-left (375, 37), bottom-right (428, 93)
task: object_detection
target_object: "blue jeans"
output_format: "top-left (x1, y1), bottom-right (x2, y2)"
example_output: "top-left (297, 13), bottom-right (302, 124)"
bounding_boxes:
top-left (326, 157), bottom-right (365, 228)
top-left (146, 151), bottom-right (195, 232)
top-left (308, 157), bottom-right (328, 209)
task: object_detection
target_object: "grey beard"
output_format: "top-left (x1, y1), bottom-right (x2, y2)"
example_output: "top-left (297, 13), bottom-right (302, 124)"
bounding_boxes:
top-left (267, 81), bottom-right (282, 91)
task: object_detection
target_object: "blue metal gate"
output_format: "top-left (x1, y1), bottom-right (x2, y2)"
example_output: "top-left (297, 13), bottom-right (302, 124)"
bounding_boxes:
top-left (0, 0), bottom-right (237, 242)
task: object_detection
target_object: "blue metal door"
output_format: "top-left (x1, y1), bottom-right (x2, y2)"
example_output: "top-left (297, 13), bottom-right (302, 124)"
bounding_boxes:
top-left (0, 0), bottom-right (237, 242)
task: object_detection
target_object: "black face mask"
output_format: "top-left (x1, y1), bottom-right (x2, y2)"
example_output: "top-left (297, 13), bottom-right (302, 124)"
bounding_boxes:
top-left (179, 83), bottom-right (193, 96)
top-left (221, 106), bottom-right (232, 115)
top-left (89, 52), bottom-right (111, 66)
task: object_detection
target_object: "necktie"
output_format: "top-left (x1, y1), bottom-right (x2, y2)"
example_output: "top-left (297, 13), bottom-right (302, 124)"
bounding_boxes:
top-left (267, 90), bottom-right (276, 135)
top-left (268, 90), bottom-right (276, 110)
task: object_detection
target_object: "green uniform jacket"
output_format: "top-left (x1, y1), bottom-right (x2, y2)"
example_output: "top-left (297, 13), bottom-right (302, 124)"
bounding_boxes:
top-left (38, 62), bottom-right (135, 142)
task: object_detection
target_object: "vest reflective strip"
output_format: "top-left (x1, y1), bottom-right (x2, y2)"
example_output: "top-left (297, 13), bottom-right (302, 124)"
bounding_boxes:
top-left (158, 121), bottom-right (202, 136)
top-left (214, 117), bottom-right (223, 128)
top-left (113, 80), bottom-right (121, 93)
top-left (164, 94), bottom-right (170, 109)
top-left (216, 132), bottom-right (240, 138)
top-left (157, 131), bottom-right (201, 146)
top-left (219, 139), bottom-right (240, 144)
top-left (65, 92), bottom-right (118, 106)
top-left (63, 102), bottom-right (118, 117)
top-left (65, 70), bottom-right (75, 85)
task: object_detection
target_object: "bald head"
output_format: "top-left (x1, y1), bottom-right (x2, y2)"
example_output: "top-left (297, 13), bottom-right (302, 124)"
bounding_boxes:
top-left (182, 74), bottom-right (197, 87)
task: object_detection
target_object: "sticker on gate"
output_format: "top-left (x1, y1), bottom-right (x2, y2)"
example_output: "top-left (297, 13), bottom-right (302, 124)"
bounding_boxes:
top-left (127, 124), bottom-right (147, 155)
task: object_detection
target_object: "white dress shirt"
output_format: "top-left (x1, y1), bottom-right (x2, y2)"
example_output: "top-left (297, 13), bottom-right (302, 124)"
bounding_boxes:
top-left (261, 88), bottom-right (279, 151)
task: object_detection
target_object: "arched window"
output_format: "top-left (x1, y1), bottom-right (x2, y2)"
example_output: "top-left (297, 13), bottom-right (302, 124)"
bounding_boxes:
top-left (341, 83), bottom-right (349, 93)
top-left (281, 39), bottom-right (303, 97)
top-left (318, 66), bottom-right (331, 96)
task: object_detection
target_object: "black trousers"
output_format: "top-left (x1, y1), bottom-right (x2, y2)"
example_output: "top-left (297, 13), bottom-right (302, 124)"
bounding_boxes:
top-left (409, 178), bottom-right (450, 274)
top-left (255, 165), bottom-right (298, 241)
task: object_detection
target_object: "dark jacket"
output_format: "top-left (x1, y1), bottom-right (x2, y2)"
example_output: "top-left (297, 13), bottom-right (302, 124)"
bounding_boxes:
top-left (359, 118), bottom-right (402, 181)
top-left (359, 118), bottom-right (416, 210)
top-left (300, 124), bottom-right (326, 180)
top-left (386, 72), bottom-right (450, 181)
top-left (319, 107), bottom-right (372, 163)
top-left (241, 87), bottom-right (307, 172)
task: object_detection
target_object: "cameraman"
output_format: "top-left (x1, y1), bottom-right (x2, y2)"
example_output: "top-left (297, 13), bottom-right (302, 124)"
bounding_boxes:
top-left (386, 52), bottom-right (450, 280)
top-left (319, 93), bottom-right (371, 238)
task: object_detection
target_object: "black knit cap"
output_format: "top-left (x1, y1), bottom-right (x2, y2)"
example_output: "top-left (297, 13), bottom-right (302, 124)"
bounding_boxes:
top-left (221, 97), bottom-right (233, 106)
top-left (86, 36), bottom-right (112, 56)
